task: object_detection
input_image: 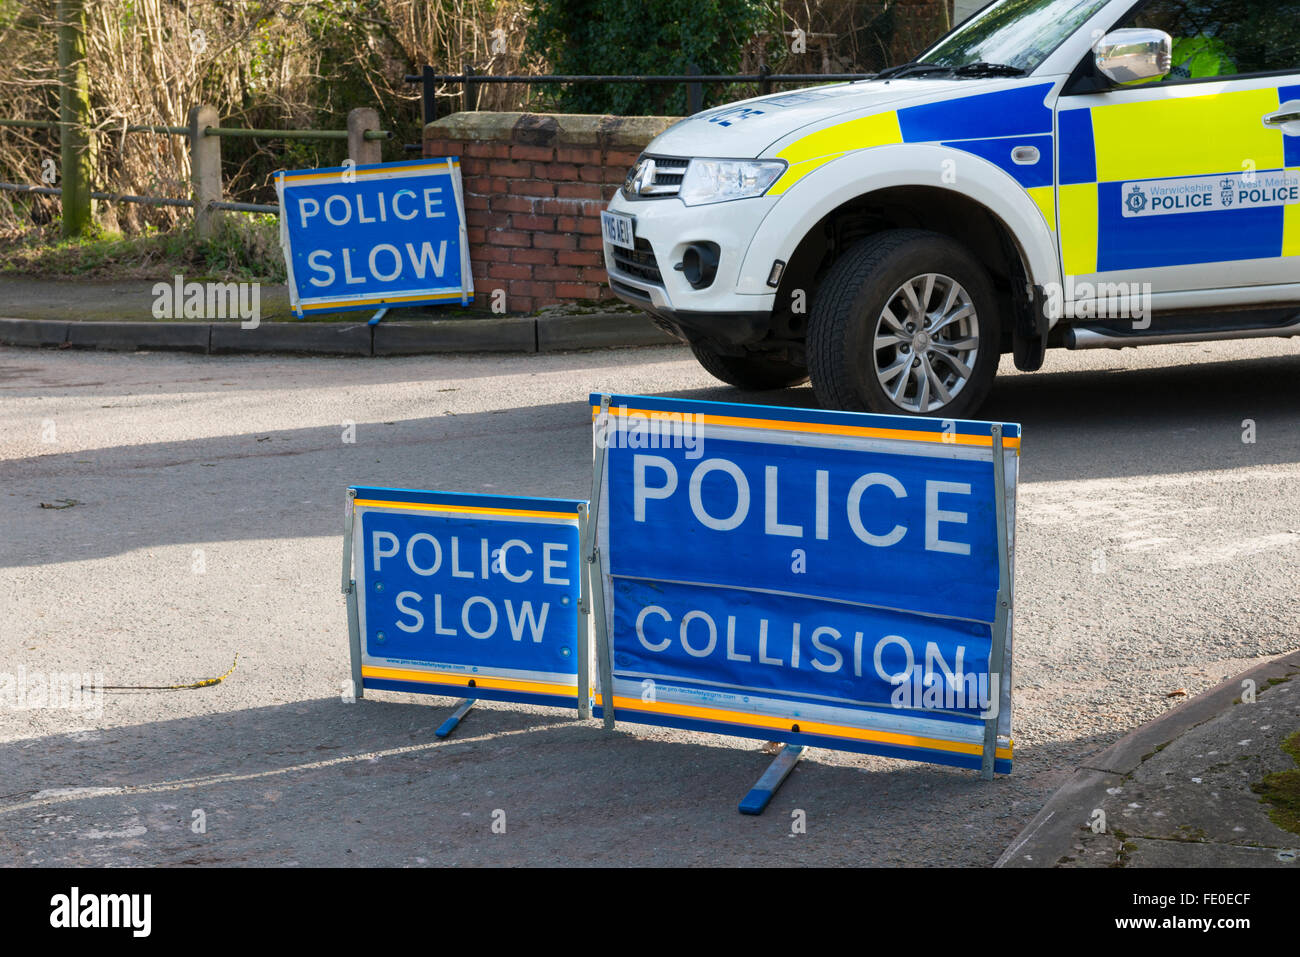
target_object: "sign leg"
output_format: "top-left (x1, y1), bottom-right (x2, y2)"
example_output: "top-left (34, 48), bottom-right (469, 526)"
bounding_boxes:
top-left (435, 698), bottom-right (477, 738)
top-left (346, 585), bottom-right (364, 702)
top-left (982, 423), bottom-right (1012, 781)
top-left (739, 744), bottom-right (804, 815)
top-left (590, 548), bottom-right (616, 731)
top-left (575, 504), bottom-right (591, 719)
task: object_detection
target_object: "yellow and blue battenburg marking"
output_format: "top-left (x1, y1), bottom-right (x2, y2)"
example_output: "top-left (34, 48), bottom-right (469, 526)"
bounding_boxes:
top-left (277, 157), bottom-right (474, 317)
top-left (590, 394), bottom-right (1017, 774)
top-left (1059, 83), bottom-right (1300, 276)
top-left (348, 485), bottom-right (586, 710)
top-left (769, 83), bottom-right (1059, 231)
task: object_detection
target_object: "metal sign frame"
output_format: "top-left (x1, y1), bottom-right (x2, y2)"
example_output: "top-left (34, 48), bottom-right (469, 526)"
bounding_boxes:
top-left (344, 485), bottom-right (589, 718)
top-left (586, 393), bottom-right (1018, 784)
top-left (277, 157), bottom-right (474, 318)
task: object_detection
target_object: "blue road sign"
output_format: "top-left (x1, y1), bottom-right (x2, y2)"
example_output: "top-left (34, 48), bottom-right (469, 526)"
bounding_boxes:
top-left (589, 394), bottom-right (1019, 774)
top-left (277, 158), bottom-right (473, 317)
top-left (347, 487), bottom-right (585, 709)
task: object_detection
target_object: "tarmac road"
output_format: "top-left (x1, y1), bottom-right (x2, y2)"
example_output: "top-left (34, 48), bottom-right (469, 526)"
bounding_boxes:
top-left (1, 337), bottom-right (1297, 866)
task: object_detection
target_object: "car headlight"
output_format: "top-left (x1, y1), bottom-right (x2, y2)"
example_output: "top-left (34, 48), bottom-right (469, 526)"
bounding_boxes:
top-left (678, 159), bottom-right (786, 206)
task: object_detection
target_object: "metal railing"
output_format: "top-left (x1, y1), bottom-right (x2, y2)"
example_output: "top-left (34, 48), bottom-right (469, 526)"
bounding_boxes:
top-left (0, 108), bottom-right (393, 234)
top-left (401, 65), bottom-right (872, 148)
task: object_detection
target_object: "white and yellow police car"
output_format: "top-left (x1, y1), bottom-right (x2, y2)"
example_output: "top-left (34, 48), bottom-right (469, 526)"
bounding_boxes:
top-left (602, 0), bottom-right (1300, 417)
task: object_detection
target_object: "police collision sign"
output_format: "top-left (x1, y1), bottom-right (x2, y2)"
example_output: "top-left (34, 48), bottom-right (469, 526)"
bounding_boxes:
top-left (590, 394), bottom-right (1018, 774)
top-left (276, 158), bottom-right (473, 317)
top-left (347, 487), bottom-right (584, 708)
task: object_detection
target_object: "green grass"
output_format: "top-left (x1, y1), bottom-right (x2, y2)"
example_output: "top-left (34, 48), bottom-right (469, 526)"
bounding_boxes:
top-left (0, 214), bottom-right (286, 283)
top-left (1252, 729), bottom-right (1300, 836)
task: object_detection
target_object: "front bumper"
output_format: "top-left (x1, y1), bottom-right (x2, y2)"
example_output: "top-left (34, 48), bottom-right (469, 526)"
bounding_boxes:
top-left (602, 190), bottom-right (779, 345)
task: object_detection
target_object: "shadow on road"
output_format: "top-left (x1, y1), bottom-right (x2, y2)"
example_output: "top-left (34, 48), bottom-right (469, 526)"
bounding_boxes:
top-left (0, 693), bottom-right (1096, 867)
top-left (3, 347), bottom-right (1297, 569)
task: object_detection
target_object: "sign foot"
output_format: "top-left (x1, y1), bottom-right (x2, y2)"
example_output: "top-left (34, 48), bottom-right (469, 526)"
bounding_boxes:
top-left (435, 697), bottom-right (476, 738)
top-left (738, 744), bottom-right (803, 815)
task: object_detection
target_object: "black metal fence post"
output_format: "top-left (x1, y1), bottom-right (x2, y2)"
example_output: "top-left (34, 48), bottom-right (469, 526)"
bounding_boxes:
top-left (422, 65), bottom-right (437, 125)
top-left (464, 65), bottom-right (479, 112)
top-left (758, 63), bottom-right (773, 96)
top-left (686, 63), bottom-right (703, 114)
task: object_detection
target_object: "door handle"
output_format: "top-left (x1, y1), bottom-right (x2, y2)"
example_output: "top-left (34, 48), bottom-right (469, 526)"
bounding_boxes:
top-left (1263, 110), bottom-right (1300, 126)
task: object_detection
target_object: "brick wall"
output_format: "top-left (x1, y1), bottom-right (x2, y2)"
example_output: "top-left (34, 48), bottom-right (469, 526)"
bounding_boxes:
top-left (424, 112), bottom-right (677, 314)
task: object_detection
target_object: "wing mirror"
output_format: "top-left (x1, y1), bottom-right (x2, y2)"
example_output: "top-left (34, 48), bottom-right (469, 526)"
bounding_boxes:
top-left (1094, 28), bottom-right (1172, 86)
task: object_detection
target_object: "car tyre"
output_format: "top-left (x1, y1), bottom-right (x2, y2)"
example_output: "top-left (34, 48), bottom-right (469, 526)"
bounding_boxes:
top-left (690, 342), bottom-right (809, 391)
top-left (807, 228), bottom-right (1001, 417)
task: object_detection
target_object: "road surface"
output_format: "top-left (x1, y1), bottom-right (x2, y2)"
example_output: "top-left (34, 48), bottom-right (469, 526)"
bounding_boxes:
top-left (1, 338), bottom-right (1297, 865)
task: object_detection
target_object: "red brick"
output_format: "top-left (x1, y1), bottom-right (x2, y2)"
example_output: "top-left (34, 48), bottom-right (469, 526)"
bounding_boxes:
top-left (557, 249), bottom-right (602, 267)
top-left (578, 165), bottom-right (611, 183)
top-left (512, 214), bottom-right (556, 232)
top-left (509, 296), bottom-right (534, 313)
top-left (488, 160), bottom-right (532, 177)
top-left (511, 247), bottom-right (555, 265)
top-left (534, 233), bottom-right (577, 250)
top-left (590, 269), bottom-right (610, 285)
top-left (469, 176), bottom-right (511, 195)
top-left (578, 235), bottom-right (604, 250)
top-left (465, 226), bottom-right (486, 244)
top-left (423, 138), bottom-right (455, 157)
top-left (490, 229), bottom-right (531, 248)
top-left (555, 147), bottom-right (601, 166)
top-left (489, 263), bottom-right (532, 280)
top-left (536, 198), bottom-right (588, 216)
top-left (481, 245), bottom-right (518, 263)
top-left (577, 215), bottom-right (602, 235)
top-left (542, 163), bottom-right (580, 180)
top-left (512, 179), bottom-right (556, 197)
top-left (464, 141), bottom-right (510, 159)
top-left (510, 144), bottom-right (555, 162)
top-left (492, 195), bottom-right (536, 214)
top-left (557, 183), bottom-right (602, 200)
top-left (464, 209), bottom-right (495, 228)
top-left (509, 279), bottom-right (555, 300)
top-left (555, 282), bottom-right (602, 300)
top-left (534, 265), bottom-right (583, 282)
top-left (605, 149), bottom-right (642, 169)
top-left (463, 193), bottom-right (490, 210)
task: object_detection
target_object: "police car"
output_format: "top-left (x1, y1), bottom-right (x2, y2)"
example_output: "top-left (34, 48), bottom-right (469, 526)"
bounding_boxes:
top-left (601, 0), bottom-right (1300, 417)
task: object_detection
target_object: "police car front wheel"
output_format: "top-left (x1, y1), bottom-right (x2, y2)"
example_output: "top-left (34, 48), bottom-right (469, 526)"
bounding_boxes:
top-left (689, 342), bottom-right (809, 391)
top-left (808, 229), bottom-right (1000, 418)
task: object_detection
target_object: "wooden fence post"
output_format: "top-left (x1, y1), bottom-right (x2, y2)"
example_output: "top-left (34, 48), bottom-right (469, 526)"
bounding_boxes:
top-left (347, 108), bottom-right (381, 166)
top-left (188, 104), bottom-right (221, 239)
top-left (57, 0), bottom-right (94, 238)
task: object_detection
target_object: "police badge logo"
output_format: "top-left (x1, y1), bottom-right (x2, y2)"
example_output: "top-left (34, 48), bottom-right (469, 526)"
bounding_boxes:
top-left (1125, 184), bottom-right (1148, 214)
top-left (1220, 178), bottom-right (1235, 207)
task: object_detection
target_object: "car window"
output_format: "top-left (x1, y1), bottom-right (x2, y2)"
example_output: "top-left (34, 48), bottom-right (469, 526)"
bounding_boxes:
top-left (919, 0), bottom-right (1112, 73)
top-left (1119, 0), bottom-right (1300, 80)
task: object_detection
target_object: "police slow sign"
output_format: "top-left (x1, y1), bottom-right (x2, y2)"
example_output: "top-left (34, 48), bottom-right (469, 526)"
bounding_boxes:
top-left (589, 394), bottom-right (1017, 774)
top-left (347, 487), bottom-right (584, 709)
top-left (277, 158), bottom-right (473, 317)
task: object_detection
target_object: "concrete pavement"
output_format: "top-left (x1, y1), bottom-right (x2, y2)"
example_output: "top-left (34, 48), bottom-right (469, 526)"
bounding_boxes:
top-left (2, 337), bottom-right (1298, 866)
top-left (999, 651), bottom-right (1300, 867)
top-left (0, 278), bottom-right (677, 354)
